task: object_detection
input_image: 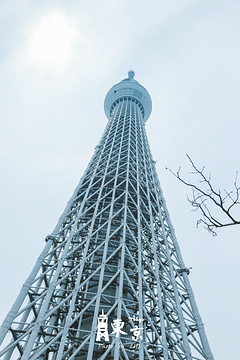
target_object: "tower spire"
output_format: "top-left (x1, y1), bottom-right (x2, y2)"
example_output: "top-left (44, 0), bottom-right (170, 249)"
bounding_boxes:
top-left (128, 69), bottom-right (135, 80)
top-left (0, 73), bottom-right (214, 360)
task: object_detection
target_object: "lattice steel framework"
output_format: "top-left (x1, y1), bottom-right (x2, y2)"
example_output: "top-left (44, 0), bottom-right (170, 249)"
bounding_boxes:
top-left (0, 72), bottom-right (214, 360)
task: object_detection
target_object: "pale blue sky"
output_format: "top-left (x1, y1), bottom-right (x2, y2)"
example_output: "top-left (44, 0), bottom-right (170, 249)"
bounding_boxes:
top-left (0, 1), bottom-right (240, 359)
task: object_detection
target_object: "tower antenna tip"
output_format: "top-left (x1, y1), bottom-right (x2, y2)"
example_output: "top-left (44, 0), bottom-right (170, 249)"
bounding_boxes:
top-left (128, 70), bottom-right (135, 80)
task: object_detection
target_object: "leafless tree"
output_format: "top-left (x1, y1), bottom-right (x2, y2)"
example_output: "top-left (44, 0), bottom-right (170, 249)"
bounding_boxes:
top-left (167, 155), bottom-right (240, 236)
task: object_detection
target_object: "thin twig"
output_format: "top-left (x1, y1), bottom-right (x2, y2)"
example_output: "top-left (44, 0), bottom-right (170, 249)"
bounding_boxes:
top-left (166, 155), bottom-right (240, 235)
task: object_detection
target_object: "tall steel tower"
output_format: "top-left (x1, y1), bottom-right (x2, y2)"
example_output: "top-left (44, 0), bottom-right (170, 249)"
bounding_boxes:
top-left (0, 72), bottom-right (214, 360)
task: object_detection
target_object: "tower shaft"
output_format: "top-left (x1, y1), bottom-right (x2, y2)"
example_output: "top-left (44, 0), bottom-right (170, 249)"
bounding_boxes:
top-left (0, 74), bottom-right (214, 360)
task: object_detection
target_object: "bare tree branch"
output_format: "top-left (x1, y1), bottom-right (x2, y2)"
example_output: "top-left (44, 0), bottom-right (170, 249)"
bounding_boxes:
top-left (166, 155), bottom-right (240, 236)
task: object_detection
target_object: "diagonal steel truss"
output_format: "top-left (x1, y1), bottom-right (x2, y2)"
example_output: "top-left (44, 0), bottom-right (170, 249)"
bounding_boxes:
top-left (0, 76), bottom-right (214, 360)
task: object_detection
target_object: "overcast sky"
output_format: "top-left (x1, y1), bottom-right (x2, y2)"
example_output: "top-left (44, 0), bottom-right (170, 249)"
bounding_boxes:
top-left (0, 1), bottom-right (240, 359)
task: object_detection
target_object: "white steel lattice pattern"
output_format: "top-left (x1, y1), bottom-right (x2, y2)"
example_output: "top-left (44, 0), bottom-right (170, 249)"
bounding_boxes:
top-left (0, 76), bottom-right (214, 360)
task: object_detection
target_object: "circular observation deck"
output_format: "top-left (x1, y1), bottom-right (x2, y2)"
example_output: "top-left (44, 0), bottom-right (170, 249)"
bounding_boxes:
top-left (104, 71), bottom-right (152, 122)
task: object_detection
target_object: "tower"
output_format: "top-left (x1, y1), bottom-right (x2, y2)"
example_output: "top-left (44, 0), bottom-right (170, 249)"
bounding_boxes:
top-left (0, 72), bottom-right (214, 359)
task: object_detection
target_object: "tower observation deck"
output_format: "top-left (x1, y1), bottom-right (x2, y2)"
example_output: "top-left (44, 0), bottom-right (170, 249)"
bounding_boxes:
top-left (104, 70), bottom-right (152, 122)
top-left (0, 72), bottom-right (214, 360)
